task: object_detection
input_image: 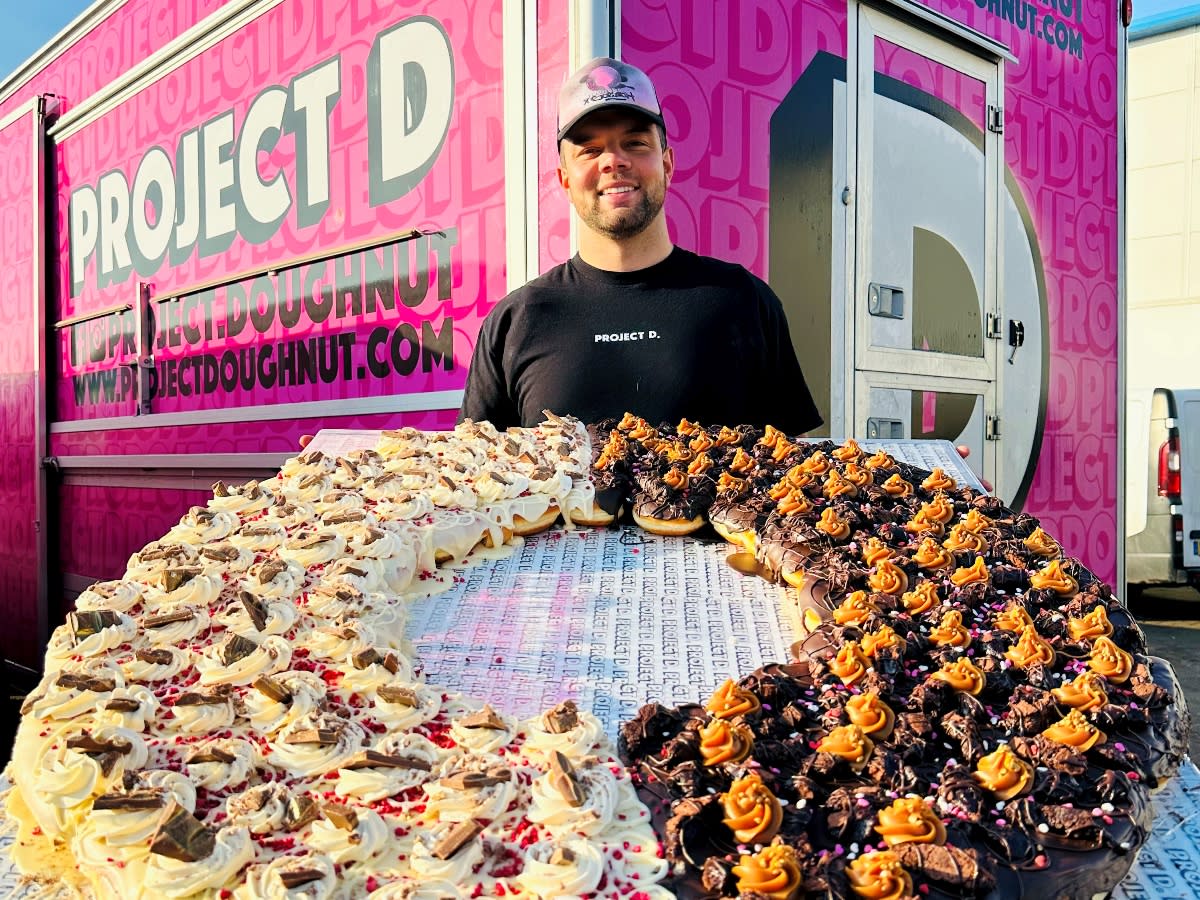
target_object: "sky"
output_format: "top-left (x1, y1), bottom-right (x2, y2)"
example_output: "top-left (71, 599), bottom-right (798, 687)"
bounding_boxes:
top-left (0, 0), bottom-right (94, 80)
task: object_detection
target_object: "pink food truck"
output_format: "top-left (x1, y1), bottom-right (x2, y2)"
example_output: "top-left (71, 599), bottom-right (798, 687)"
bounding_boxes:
top-left (0, 0), bottom-right (1126, 681)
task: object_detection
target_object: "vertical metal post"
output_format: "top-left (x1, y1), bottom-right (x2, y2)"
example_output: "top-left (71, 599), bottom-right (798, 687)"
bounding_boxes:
top-left (133, 283), bottom-right (154, 416)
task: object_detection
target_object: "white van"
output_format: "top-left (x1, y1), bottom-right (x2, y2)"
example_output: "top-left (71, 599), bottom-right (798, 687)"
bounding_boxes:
top-left (1127, 388), bottom-right (1200, 590)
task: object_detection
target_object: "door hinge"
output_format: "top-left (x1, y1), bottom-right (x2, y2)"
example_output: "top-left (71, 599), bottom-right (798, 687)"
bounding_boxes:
top-left (985, 415), bottom-right (1001, 441)
top-left (986, 313), bottom-right (1003, 339)
top-left (987, 105), bottom-right (1003, 133)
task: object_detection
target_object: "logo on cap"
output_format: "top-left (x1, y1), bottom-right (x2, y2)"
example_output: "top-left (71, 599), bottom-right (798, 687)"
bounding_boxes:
top-left (583, 65), bottom-right (635, 106)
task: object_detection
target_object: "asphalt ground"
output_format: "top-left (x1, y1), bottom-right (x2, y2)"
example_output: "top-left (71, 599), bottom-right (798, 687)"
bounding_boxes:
top-left (1127, 585), bottom-right (1200, 761)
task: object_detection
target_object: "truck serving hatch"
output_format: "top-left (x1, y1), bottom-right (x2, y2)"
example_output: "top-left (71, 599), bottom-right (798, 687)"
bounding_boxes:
top-left (1176, 389), bottom-right (1200, 571)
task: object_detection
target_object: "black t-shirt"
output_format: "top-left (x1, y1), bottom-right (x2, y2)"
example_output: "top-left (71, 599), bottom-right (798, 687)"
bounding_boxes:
top-left (459, 248), bottom-right (823, 433)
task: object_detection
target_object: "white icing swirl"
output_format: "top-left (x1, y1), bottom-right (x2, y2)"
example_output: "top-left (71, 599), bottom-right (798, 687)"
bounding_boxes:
top-left (75, 580), bottom-right (143, 613)
top-left (371, 681), bottom-right (440, 731)
top-left (144, 825), bottom-right (254, 898)
top-left (142, 607), bottom-right (211, 647)
top-left (269, 718), bottom-right (366, 777)
top-left (121, 646), bottom-right (190, 683)
top-left (306, 807), bottom-right (389, 864)
top-left (230, 521), bottom-right (288, 553)
top-left (242, 559), bottom-right (307, 602)
top-left (44, 613), bottom-right (137, 668)
top-left (166, 506), bottom-right (239, 543)
top-left (409, 823), bottom-right (484, 882)
top-left (333, 733), bottom-right (444, 802)
top-left (218, 597), bottom-right (298, 638)
top-left (236, 854), bottom-right (338, 900)
top-left (449, 706), bottom-right (517, 753)
top-left (225, 783), bottom-right (290, 834)
top-left (94, 685), bottom-right (160, 731)
top-left (169, 696), bottom-right (235, 734)
top-left (242, 671), bottom-right (327, 737)
top-left (522, 708), bottom-right (605, 761)
top-left (279, 530), bottom-right (346, 568)
top-left (517, 839), bottom-right (605, 899)
top-left (197, 635), bottom-right (292, 687)
top-left (185, 739), bottom-right (258, 790)
top-left (527, 761), bottom-right (624, 838)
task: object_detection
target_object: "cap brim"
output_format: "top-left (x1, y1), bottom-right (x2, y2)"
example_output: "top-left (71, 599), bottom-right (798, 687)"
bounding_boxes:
top-left (557, 101), bottom-right (667, 143)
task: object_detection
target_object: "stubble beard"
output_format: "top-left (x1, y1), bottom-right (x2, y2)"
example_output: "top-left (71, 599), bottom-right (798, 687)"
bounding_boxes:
top-left (581, 184), bottom-right (665, 239)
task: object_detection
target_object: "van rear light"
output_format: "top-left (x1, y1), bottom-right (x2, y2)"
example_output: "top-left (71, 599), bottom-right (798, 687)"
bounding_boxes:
top-left (1158, 435), bottom-right (1182, 500)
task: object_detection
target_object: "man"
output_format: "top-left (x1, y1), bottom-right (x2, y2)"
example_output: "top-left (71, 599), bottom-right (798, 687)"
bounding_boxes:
top-left (458, 56), bottom-right (823, 435)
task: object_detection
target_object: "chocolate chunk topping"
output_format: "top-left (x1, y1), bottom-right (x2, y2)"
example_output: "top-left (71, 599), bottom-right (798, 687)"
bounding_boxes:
top-left (138, 544), bottom-right (186, 562)
top-left (284, 726), bottom-right (342, 746)
top-left (323, 510), bottom-right (367, 525)
top-left (439, 767), bottom-right (511, 790)
top-left (55, 673), bottom-right (116, 693)
top-left (18, 692), bottom-right (43, 716)
top-left (893, 843), bottom-right (996, 893)
top-left (162, 567), bottom-right (201, 593)
top-left (237, 590), bottom-right (269, 632)
top-left (439, 475), bottom-right (457, 491)
top-left (294, 532), bottom-right (334, 549)
top-left (142, 609), bottom-right (194, 629)
top-left (549, 846), bottom-right (576, 865)
top-left (69, 610), bottom-right (123, 643)
top-left (258, 559), bottom-right (289, 584)
top-left (187, 747), bottom-right (237, 765)
top-left (377, 685), bottom-right (420, 707)
top-left (341, 750), bottom-right (432, 771)
top-left (150, 803), bottom-right (216, 863)
top-left (92, 788), bottom-right (167, 811)
top-left (174, 691), bottom-right (229, 707)
top-left (221, 634), bottom-right (260, 665)
top-left (298, 474), bottom-right (326, 490)
top-left (459, 705), bottom-right (506, 730)
top-left (283, 796), bottom-right (321, 832)
top-left (544, 700), bottom-right (579, 734)
top-left (240, 524), bottom-right (281, 537)
top-left (103, 698), bottom-right (142, 712)
top-left (199, 545), bottom-right (240, 562)
top-left (432, 819), bottom-right (483, 860)
top-left (253, 675), bottom-right (293, 704)
top-left (488, 471), bottom-right (512, 486)
top-left (67, 733), bottom-right (132, 756)
top-left (278, 868), bottom-right (325, 889)
top-left (548, 751), bottom-right (586, 807)
top-left (322, 802), bottom-right (359, 831)
top-left (135, 648), bottom-right (174, 665)
top-left (352, 648), bottom-right (383, 670)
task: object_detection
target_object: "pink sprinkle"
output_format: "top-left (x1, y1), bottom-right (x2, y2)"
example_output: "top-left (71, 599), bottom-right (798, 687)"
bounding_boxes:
top-left (918, 885), bottom-right (930, 895)
top-left (1034, 854), bottom-right (1048, 868)
top-left (1128, 772), bottom-right (1140, 781)
top-left (996, 818), bottom-right (1007, 827)
top-left (631, 548), bottom-right (640, 554)
top-left (1103, 815), bottom-right (1114, 825)
top-left (856, 798), bottom-right (870, 808)
top-left (1114, 742), bottom-right (1126, 752)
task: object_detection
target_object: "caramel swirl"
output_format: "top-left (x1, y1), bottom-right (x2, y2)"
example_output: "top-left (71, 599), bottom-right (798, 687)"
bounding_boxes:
top-left (1029, 559), bottom-right (1077, 596)
top-left (1023, 526), bottom-right (1061, 558)
top-left (828, 641), bottom-right (871, 686)
top-left (1004, 625), bottom-right (1056, 668)
top-left (800, 451), bottom-right (831, 475)
top-left (864, 449), bottom-right (897, 470)
top-left (722, 772), bottom-right (783, 844)
top-left (1052, 671), bottom-right (1109, 711)
top-left (861, 625), bottom-right (906, 658)
top-left (844, 463), bottom-right (873, 488)
top-left (777, 491), bottom-right (812, 516)
top-left (832, 439), bottom-right (864, 462)
top-left (666, 441), bottom-right (694, 463)
top-left (922, 494), bottom-right (956, 524)
top-left (845, 692), bottom-right (895, 740)
top-left (929, 609), bottom-right (972, 648)
top-left (767, 479), bottom-right (792, 502)
top-left (868, 559), bottom-right (908, 596)
top-left (733, 845), bottom-right (803, 900)
top-left (758, 424), bottom-right (785, 449)
top-left (921, 468), bottom-right (957, 491)
top-left (676, 417), bottom-right (702, 437)
top-left (824, 470), bottom-right (858, 499)
top-left (901, 581), bottom-right (939, 615)
top-left (993, 602), bottom-right (1034, 633)
top-left (705, 679), bottom-right (762, 719)
top-left (1088, 636), bottom-right (1134, 684)
top-left (771, 438), bottom-right (796, 463)
top-left (628, 420), bottom-right (657, 442)
top-left (861, 537), bottom-right (895, 566)
top-left (594, 433), bottom-right (628, 470)
top-left (913, 537), bottom-right (953, 572)
top-left (972, 744), bottom-right (1034, 800)
top-left (687, 453), bottom-right (714, 477)
top-left (875, 797), bottom-right (947, 847)
top-left (717, 472), bottom-right (748, 495)
top-left (816, 507), bottom-right (851, 540)
top-left (846, 850), bottom-right (912, 900)
top-left (1043, 708), bottom-right (1106, 751)
top-left (730, 448), bottom-right (755, 474)
top-left (616, 412), bottom-right (639, 431)
top-left (949, 557), bottom-right (989, 586)
top-left (689, 431), bottom-right (714, 453)
top-left (817, 724), bottom-right (875, 773)
top-left (881, 473), bottom-right (913, 497)
top-left (699, 718), bottom-right (754, 766)
top-left (943, 524), bottom-right (986, 553)
top-left (931, 657), bottom-right (985, 694)
top-left (662, 467), bottom-right (688, 491)
top-left (784, 466), bottom-right (815, 490)
top-left (716, 425), bottom-right (743, 446)
top-left (1068, 605), bottom-right (1113, 641)
top-left (903, 509), bottom-right (943, 536)
top-left (833, 591), bottom-right (878, 626)
top-left (960, 509), bottom-right (993, 534)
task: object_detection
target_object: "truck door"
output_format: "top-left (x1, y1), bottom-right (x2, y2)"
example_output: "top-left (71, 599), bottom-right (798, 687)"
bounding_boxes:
top-left (853, 6), bottom-right (1003, 488)
top-left (1176, 389), bottom-right (1200, 575)
top-left (0, 97), bottom-right (49, 671)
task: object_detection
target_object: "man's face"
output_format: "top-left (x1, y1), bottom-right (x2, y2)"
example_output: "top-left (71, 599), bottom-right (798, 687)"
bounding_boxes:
top-left (557, 109), bottom-right (674, 240)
